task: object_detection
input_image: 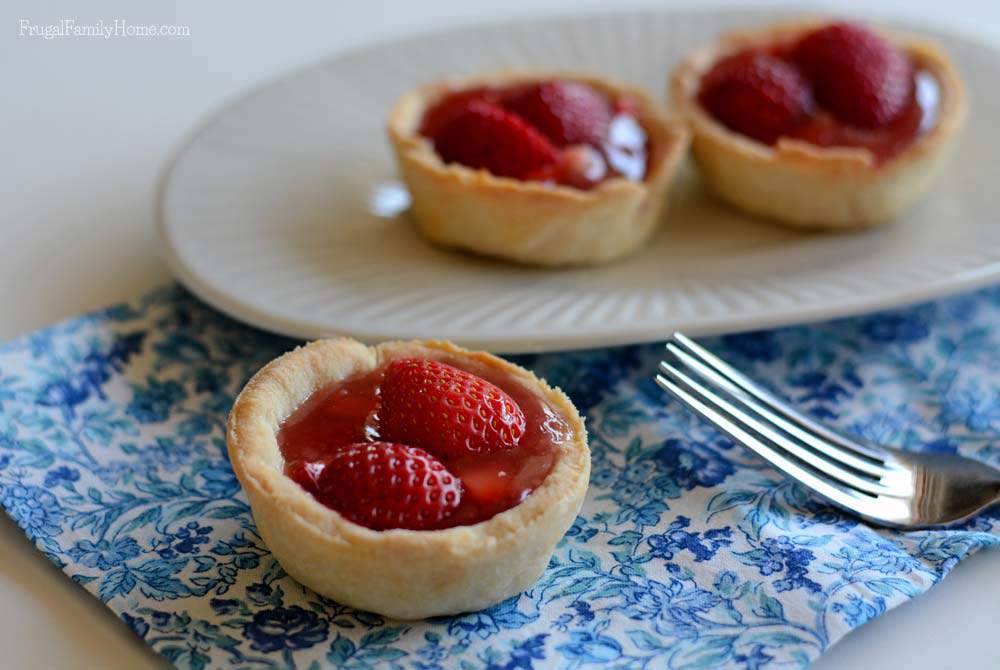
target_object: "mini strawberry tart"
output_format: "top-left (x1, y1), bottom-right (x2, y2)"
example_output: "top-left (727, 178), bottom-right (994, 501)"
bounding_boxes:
top-left (227, 339), bottom-right (589, 619)
top-left (388, 72), bottom-right (689, 266)
top-left (671, 20), bottom-right (966, 228)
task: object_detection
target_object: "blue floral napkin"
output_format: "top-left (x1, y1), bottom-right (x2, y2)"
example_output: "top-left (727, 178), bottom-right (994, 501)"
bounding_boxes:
top-left (0, 284), bottom-right (997, 670)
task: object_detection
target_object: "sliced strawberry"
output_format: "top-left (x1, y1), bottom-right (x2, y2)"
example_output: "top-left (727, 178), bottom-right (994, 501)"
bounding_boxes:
top-left (285, 460), bottom-right (324, 495)
top-left (521, 162), bottom-right (561, 184)
top-left (290, 442), bottom-right (462, 531)
top-left (524, 144), bottom-right (608, 190)
top-left (419, 87), bottom-right (495, 139)
top-left (431, 100), bottom-right (558, 179)
top-left (505, 81), bottom-right (612, 147)
top-left (792, 22), bottom-right (913, 128)
top-left (612, 96), bottom-right (639, 116)
top-left (699, 50), bottom-right (813, 144)
top-left (378, 358), bottom-right (527, 460)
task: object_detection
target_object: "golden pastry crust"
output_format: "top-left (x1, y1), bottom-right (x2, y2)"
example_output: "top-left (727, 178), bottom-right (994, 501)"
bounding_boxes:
top-left (226, 338), bottom-right (590, 619)
top-left (388, 70), bottom-right (689, 266)
top-left (670, 20), bottom-right (967, 228)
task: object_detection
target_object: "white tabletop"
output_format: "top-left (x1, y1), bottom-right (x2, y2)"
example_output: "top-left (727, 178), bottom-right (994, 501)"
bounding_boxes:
top-left (1, 1), bottom-right (997, 667)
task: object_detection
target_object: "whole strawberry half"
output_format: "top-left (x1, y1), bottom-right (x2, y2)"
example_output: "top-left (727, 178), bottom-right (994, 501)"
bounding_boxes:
top-left (792, 22), bottom-right (913, 128)
top-left (288, 442), bottom-right (463, 531)
top-left (505, 81), bottom-right (612, 147)
top-left (699, 50), bottom-right (813, 144)
top-left (431, 100), bottom-right (558, 179)
top-left (379, 358), bottom-right (527, 460)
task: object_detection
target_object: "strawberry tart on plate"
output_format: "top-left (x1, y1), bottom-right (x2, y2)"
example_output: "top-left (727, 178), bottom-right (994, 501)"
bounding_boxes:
top-left (227, 338), bottom-right (589, 618)
top-left (388, 71), bottom-right (689, 266)
top-left (671, 20), bottom-right (966, 228)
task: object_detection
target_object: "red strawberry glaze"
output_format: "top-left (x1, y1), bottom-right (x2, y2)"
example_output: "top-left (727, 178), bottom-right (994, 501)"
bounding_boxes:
top-left (785, 69), bottom-right (940, 163)
top-left (420, 80), bottom-right (649, 190)
top-left (699, 38), bottom-right (941, 164)
top-left (278, 358), bottom-right (570, 529)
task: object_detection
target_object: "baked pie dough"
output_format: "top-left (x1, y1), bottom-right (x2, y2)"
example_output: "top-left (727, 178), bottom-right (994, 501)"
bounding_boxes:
top-left (670, 21), bottom-right (967, 228)
top-left (227, 338), bottom-right (590, 619)
top-left (388, 71), bottom-right (689, 266)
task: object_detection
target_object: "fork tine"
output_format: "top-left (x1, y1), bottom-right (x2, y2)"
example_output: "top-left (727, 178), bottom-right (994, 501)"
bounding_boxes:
top-left (657, 360), bottom-right (897, 495)
top-left (665, 342), bottom-right (898, 481)
top-left (671, 332), bottom-right (888, 463)
top-left (654, 370), bottom-right (880, 515)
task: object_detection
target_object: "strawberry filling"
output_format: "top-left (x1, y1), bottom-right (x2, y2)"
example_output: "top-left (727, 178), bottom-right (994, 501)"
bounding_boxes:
top-left (698, 22), bottom-right (940, 164)
top-left (420, 80), bottom-right (649, 190)
top-left (279, 357), bottom-right (569, 531)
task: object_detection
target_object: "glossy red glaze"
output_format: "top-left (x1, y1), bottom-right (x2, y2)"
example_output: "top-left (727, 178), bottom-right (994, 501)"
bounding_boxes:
top-left (420, 81), bottom-right (649, 189)
top-left (278, 357), bottom-right (569, 529)
top-left (786, 69), bottom-right (938, 163)
top-left (699, 44), bottom-right (940, 164)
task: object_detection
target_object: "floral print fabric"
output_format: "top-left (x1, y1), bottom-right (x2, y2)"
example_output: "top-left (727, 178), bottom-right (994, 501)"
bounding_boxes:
top-left (0, 284), bottom-right (996, 669)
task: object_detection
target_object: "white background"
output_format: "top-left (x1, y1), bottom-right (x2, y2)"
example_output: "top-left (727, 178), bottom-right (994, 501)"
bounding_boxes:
top-left (1, 1), bottom-right (998, 667)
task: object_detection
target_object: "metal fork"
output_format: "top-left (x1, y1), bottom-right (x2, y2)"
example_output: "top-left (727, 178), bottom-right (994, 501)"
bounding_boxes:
top-left (655, 332), bottom-right (1000, 528)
